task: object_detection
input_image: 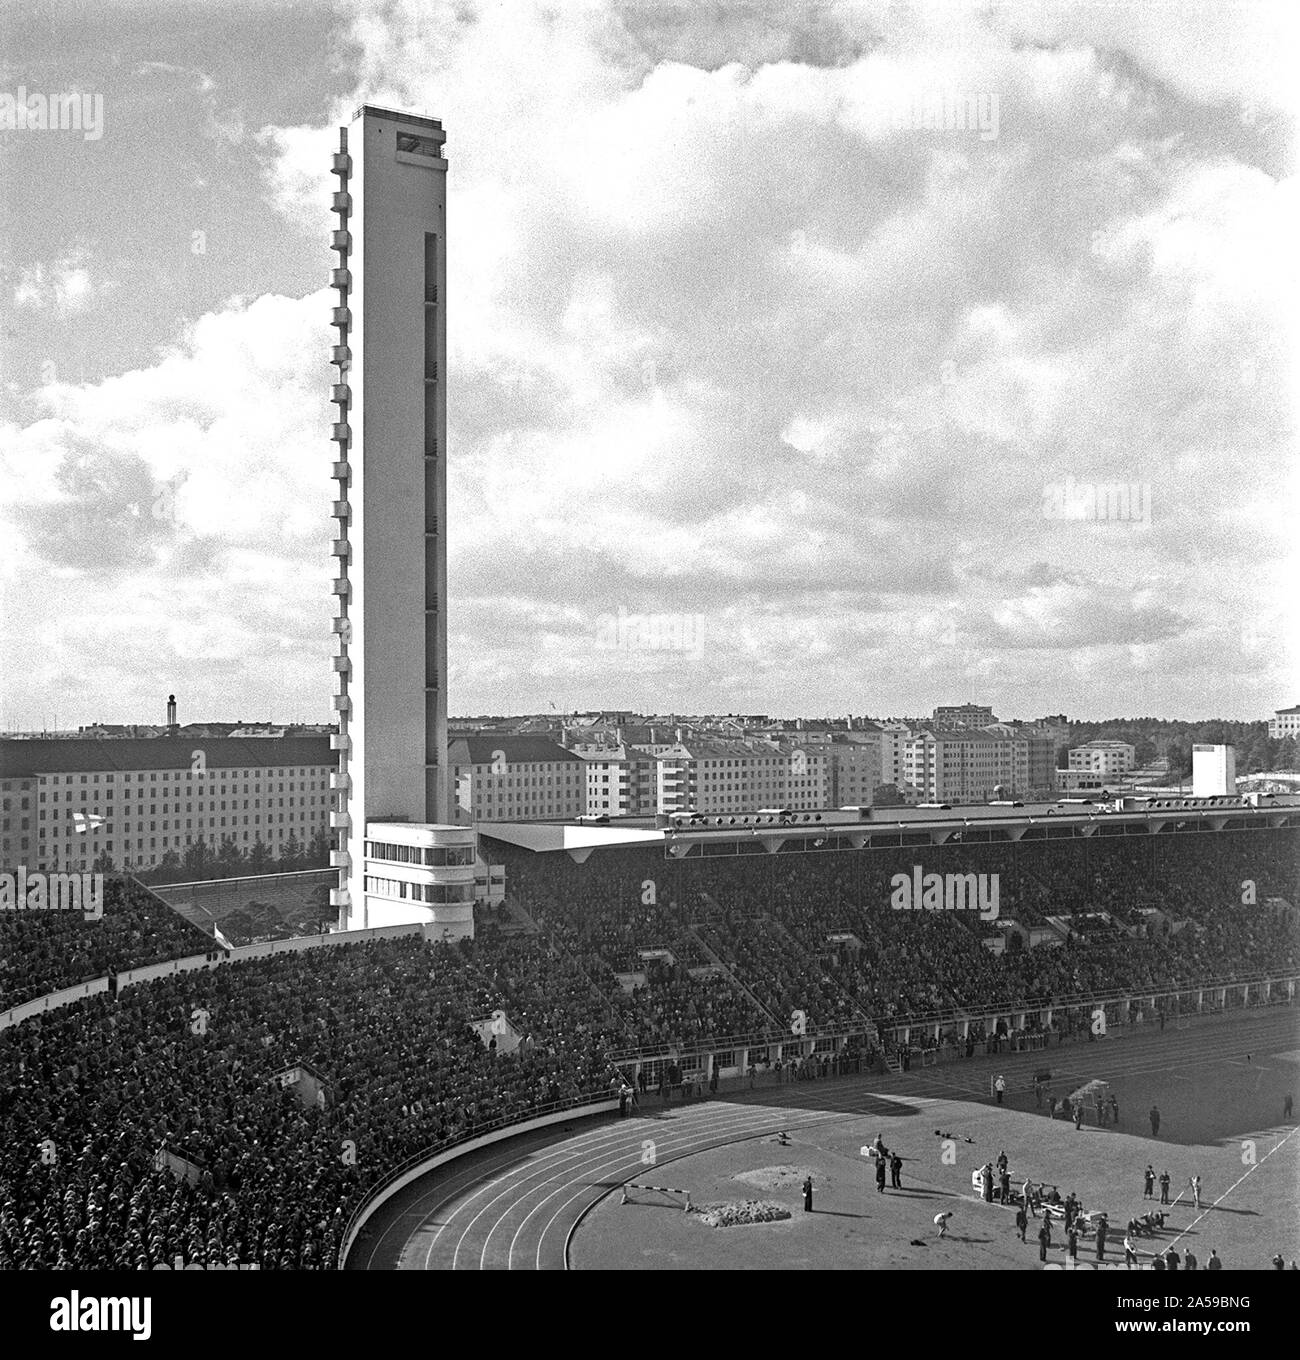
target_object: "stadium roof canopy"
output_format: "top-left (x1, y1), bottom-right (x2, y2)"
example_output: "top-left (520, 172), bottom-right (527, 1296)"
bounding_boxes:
top-left (480, 823), bottom-right (665, 856)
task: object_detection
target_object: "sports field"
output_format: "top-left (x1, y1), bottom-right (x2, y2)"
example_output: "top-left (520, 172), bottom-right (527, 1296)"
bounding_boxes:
top-left (352, 1007), bottom-right (1299, 1270)
top-left (572, 1010), bottom-right (1299, 1270)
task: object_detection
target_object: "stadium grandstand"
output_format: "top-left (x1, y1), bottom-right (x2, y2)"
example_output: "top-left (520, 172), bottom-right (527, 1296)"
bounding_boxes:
top-left (0, 795), bottom-right (1295, 1268)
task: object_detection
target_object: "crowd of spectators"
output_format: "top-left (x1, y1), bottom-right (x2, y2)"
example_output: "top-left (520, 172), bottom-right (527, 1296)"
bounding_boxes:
top-left (0, 930), bottom-right (623, 1270)
top-left (0, 877), bottom-right (213, 1012)
top-left (2, 829), bottom-right (1294, 1269)
top-left (493, 828), bottom-right (1298, 1034)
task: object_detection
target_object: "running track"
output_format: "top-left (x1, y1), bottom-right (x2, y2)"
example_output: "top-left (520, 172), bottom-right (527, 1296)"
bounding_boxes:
top-left (347, 1009), bottom-right (1298, 1271)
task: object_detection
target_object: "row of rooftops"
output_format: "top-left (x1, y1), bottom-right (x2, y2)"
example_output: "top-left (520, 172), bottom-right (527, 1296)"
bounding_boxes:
top-left (0, 736), bottom-right (335, 779)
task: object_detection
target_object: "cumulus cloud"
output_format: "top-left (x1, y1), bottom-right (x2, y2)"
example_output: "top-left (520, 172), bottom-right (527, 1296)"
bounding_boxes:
top-left (4, 0), bottom-right (1296, 723)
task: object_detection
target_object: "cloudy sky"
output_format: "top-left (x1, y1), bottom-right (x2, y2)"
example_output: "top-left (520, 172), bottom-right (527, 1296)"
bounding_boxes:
top-left (1, 0), bottom-right (1296, 727)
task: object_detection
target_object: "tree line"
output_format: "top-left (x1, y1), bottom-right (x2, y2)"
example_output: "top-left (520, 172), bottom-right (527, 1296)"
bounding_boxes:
top-left (92, 829), bottom-right (333, 886)
top-left (1060, 719), bottom-right (1297, 780)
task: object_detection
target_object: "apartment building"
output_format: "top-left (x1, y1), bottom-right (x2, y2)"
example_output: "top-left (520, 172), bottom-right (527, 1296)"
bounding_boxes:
top-left (653, 739), bottom-right (830, 815)
top-left (932, 703), bottom-right (997, 729)
top-left (826, 729), bottom-right (885, 806)
top-left (1067, 740), bottom-right (1136, 778)
top-left (577, 746), bottom-right (658, 818)
top-left (0, 736), bottom-right (333, 873)
top-left (1268, 706), bottom-right (1300, 740)
top-left (448, 735), bottom-right (586, 823)
top-left (901, 728), bottom-right (1028, 804)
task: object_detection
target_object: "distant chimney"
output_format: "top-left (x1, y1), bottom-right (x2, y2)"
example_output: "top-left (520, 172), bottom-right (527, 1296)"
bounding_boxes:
top-left (166, 694), bottom-right (178, 729)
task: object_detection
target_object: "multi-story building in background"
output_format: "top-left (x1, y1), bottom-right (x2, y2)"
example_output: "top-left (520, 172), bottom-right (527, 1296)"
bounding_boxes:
top-left (1192, 744), bottom-right (1237, 797)
top-left (0, 736), bottom-right (333, 873)
top-left (902, 728), bottom-right (1028, 803)
top-left (1023, 732), bottom-right (1058, 798)
top-left (1068, 739), bottom-right (1136, 779)
top-left (932, 703), bottom-right (997, 728)
top-left (1268, 706), bottom-right (1300, 740)
top-left (577, 746), bottom-right (658, 818)
top-left (653, 739), bottom-right (829, 815)
top-left (448, 736), bottom-right (586, 823)
top-left (826, 728), bottom-right (885, 806)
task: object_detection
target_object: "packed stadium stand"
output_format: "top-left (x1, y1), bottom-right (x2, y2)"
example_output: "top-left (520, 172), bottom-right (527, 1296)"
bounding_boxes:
top-left (0, 821), bottom-right (1295, 1268)
top-left (0, 877), bottom-right (214, 1011)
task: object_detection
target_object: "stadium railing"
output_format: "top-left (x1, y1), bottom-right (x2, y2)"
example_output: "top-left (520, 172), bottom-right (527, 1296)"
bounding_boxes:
top-left (870, 970), bottom-right (1298, 1038)
top-left (603, 973), bottom-right (1297, 1066)
top-left (336, 1090), bottom-right (619, 1268)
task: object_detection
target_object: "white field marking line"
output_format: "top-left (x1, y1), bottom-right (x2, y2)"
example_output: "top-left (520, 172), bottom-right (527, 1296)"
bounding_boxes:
top-left (1166, 1124), bottom-right (1300, 1251)
top-left (416, 1116), bottom-right (659, 1269)
top-left (471, 1103), bottom-right (794, 1270)
top-left (365, 1145), bottom-right (530, 1268)
top-left (362, 1121), bottom-right (611, 1269)
top-left (443, 1103), bottom-right (762, 1270)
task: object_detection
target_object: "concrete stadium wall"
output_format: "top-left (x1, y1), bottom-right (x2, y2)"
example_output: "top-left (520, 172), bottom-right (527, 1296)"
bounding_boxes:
top-left (6, 923), bottom-right (451, 1024)
top-left (0, 977), bottom-right (111, 1031)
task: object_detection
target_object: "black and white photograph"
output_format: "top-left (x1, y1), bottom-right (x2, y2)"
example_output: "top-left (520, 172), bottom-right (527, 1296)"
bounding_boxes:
top-left (0, 0), bottom-right (1296, 1330)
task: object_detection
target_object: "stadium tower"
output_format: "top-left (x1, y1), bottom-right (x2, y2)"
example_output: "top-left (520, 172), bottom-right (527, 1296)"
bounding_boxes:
top-left (329, 105), bottom-right (477, 936)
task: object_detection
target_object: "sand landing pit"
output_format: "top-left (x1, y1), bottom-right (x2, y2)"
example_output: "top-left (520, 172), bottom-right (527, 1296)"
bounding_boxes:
top-left (732, 1165), bottom-right (822, 1192)
top-left (692, 1201), bottom-right (792, 1228)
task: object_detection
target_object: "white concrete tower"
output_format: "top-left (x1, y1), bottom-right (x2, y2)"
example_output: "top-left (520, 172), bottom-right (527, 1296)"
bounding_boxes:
top-left (329, 105), bottom-right (452, 931)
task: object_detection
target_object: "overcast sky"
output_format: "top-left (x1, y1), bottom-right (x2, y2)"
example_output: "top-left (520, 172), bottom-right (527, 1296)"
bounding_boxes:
top-left (1, 0), bottom-right (1296, 727)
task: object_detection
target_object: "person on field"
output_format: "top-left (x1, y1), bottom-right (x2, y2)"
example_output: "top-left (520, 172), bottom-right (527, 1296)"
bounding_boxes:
top-left (1038, 1222), bottom-right (1051, 1262)
top-left (1149, 1105), bottom-right (1161, 1136)
top-left (1206, 1249), bottom-right (1222, 1271)
top-left (1144, 1165), bottom-right (1155, 1198)
top-left (995, 1074), bottom-right (1006, 1105)
top-left (1015, 1205), bottom-right (1028, 1242)
top-left (803, 1175), bottom-right (814, 1213)
top-left (876, 1156), bottom-right (887, 1194)
top-left (890, 1152), bottom-right (903, 1190)
top-left (1159, 1170), bottom-right (1171, 1205)
top-left (1190, 1174), bottom-right (1202, 1209)
top-left (934, 1211), bottom-right (952, 1239)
